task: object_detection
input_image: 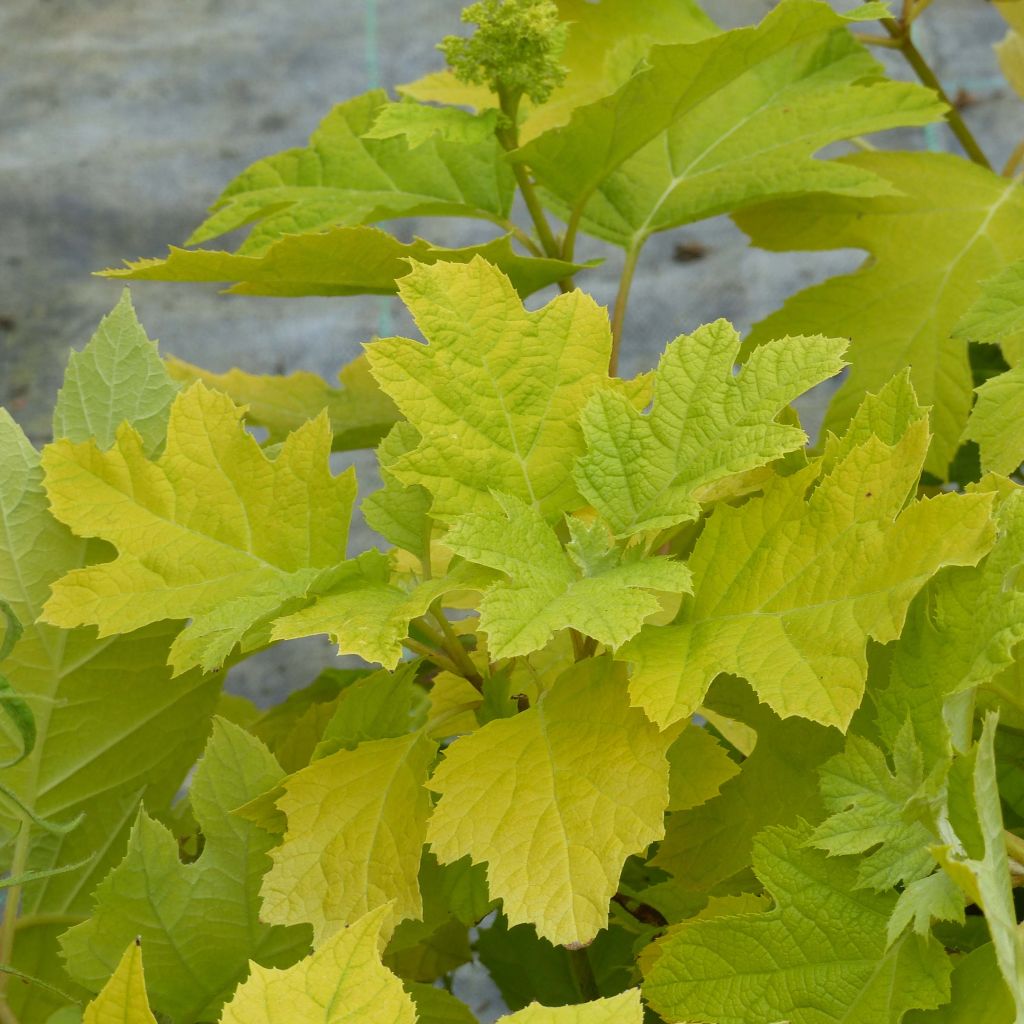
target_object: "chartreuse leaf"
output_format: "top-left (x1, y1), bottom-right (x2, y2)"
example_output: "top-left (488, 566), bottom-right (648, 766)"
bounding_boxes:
top-left (82, 941), bottom-right (156, 1024)
top-left (995, 1), bottom-right (1024, 98)
top-left (665, 721), bottom-right (740, 813)
top-left (366, 258), bottom-right (612, 521)
top-left (0, 345), bottom-right (220, 1018)
top-left (906, 943), bottom-right (1015, 1024)
top-left (364, 103), bottom-right (499, 149)
top-left (518, 0), bottom-right (944, 250)
top-left (574, 320), bottom-right (846, 538)
top-left (53, 290), bottom-right (180, 455)
top-left (445, 494), bottom-right (691, 658)
top-left (873, 482), bottom-right (1024, 761)
top-left (810, 724), bottom-right (939, 891)
top-left (401, 0), bottom-right (716, 143)
top-left (954, 260), bottom-right (1024, 356)
top-left (165, 353), bottom-right (400, 452)
top-left (620, 378), bottom-right (996, 730)
top-left (405, 983), bottom-right (477, 1024)
top-left (426, 657), bottom-right (670, 947)
top-left (218, 905), bottom-right (416, 1024)
top-left (259, 732), bottom-right (436, 945)
top-left (499, 991), bottom-right (643, 1024)
top-left (103, 227), bottom-right (586, 300)
top-left (61, 719), bottom-right (310, 1024)
top-left (935, 715), bottom-right (1024, 1020)
top-left (643, 822), bottom-right (952, 1024)
top-left (41, 381), bottom-right (356, 674)
top-left (737, 152), bottom-right (1024, 476)
top-left (961, 366), bottom-right (1024, 476)
top-left (187, 91), bottom-right (513, 252)
top-left (653, 676), bottom-right (841, 892)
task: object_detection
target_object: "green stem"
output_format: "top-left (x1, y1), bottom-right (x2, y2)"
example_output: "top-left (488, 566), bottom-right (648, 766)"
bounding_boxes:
top-left (429, 603), bottom-right (484, 691)
top-left (12, 912), bottom-right (85, 934)
top-left (561, 202), bottom-right (585, 263)
top-left (609, 244), bottom-right (642, 376)
top-left (1005, 830), bottom-right (1024, 874)
top-left (566, 945), bottom-right (599, 1001)
top-left (0, 823), bottom-right (30, 1005)
top-left (501, 218), bottom-right (545, 258)
top-left (881, 18), bottom-right (991, 169)
top-left (1003, 139), bottom-right (1024, 178)
top-left (403, 636), bottom-right (461, 677)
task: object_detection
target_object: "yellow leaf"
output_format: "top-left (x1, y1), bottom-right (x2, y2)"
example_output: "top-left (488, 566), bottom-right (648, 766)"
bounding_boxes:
top-left (83, 941), bottom-right (157, 1024)
top-left (498, 989), bottom-right (643, 1023)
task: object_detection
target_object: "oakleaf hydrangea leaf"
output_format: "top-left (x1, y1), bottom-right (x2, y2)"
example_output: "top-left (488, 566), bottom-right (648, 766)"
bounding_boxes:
top-left (366, 258), bottom-right (612, 521)
top-left (954, 259), bottom-right (1024, 356)
top-left (165, 352), bottom-right (400, 452)
top-left (518, 0), bottom-right (945, 249)
top-left (426, 657), bottom-right (670, 946)
top-left (260, 732), bottom-right (436, 945)
top-left (41, 382), bottom-right (356, 674)
top-left (962, 365), bottom-right (1024, 475)
top-left (104, 227), bottom-right (585, 300)
top-left (82, 941), bottom-right (157, 1024)
top-left (406, 983), bottom-right (478, 1024)
top-left (810, 725), bottom-right (938, 891)
top-left (364, 103), bottom-right (500, 149)
top-left (574, 320), bottom-right (846, 537)
top-left (873, 482), bottom-right (1024, 761)
top-left (187, 91), bottom-right (513, 252)
top-left (445, 493), bottom-right (691, 658)
top-left (643, 822), bottom-right (952, 1024)
top-left (61, 719), bottom-right (310, 1024)
top-left (218, 905), bottom-right (416, 1024)
top-left (620, 380), bottom-right (996, 730)
top-left (737, 152), bottom-right (1024, 475)
top-left (665, 721), bottom-right (740, 813)
top-left (499, 991), bottom-right (643, 1024)
top-left (888, 872), bottom-right (965, 948)
top-left (53, 290), bottom-right (179, 455)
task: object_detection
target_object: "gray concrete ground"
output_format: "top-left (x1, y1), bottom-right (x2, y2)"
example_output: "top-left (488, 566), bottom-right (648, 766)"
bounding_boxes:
top-left (1, 1), bottom-right (1019, 1018)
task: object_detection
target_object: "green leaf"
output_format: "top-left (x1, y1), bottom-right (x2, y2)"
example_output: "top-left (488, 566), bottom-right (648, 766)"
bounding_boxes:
top-left (737, 152), bottom-right (1024, 476)
top-left (365, 258), bottom-right (613, 521)
top-left (104, 228), bottom-right (587, 300)
top-left (445, 494), bottom-right (691, 658)
top-left (643, 823), bottom-right (952, 1024)
top-left (364, 103), bottom-right (500, 149)
top-left (218, 905), bottom-right (416, 1024)
top-left (889, 872), bottom-right (966, 948)
top-left (954, 259), bottom-right (1024, 357)
top-left (81, 941), bottom-right (156, 1024)
top-left (165, 353), bottom-right (400, 452)
top-left (53, 290), bottom-right (180, 455)
top-left (61, 719), bottom-right (310, 1024)
top-left (906, 943), bottom-right (1015, 1024)
top-left (574, 320), bottom-right (846, 538)
top-left (620, 378), bottom-right (996, 730)
top-left (810, 725), bottom-right (938, 891)
top-left (665, 721), bottom-right (740, 813)
top-left (187, 91), bottom-right (514, 252)
top-left (962, 364), bottom-right (1024, 475)
top-left (518, 0), bottom-right (944, 249)
top-left (405, 983), bottom-right (477, 1024)
top-left (426, 657), bottom-right (670, 946)
top-left (41, 382), bottom-right (357, 674)
top-left (259, 732), bottom-right (436, 945)
top-left (873, 482), bottom-right (1024, 761)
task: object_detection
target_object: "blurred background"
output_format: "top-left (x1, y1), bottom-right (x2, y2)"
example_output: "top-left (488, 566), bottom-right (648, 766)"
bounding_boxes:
top-left (0, 0), bottom-right (1017, 710)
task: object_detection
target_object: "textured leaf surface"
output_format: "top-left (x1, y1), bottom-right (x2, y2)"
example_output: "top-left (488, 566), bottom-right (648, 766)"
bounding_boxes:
top-left (104, 227), bottom-right (586, 299)
top-left (737, 152), bottom-right (1024, 475)
top-left (61, 719), bottom-right (309, 1023)
top-left (364, 103), bottom-right (499, 149)
top-left (53, 291), bottom-right (179, 455)
top-left (575, 320), bottom-right (846, 537)
top-left (366, 259), bottom-right (612, 521)
top-left (188, 91), bottom-right (513, 251)
top-left (519, 0), bottom-right (944, 248)
top-left (445, 494), bottom-right (691, 658)
top-left (218, 905), bottom-right (416, 1024)
top-left (962, 364), bottom-right (1024, 475)
top-left (643, 823), bottom-right (951, 1024)
top-left (426, 658), bottom-right (670, 946)
top-left (260, 732), bottom-right (436, 945)
top-left (954, 259), bottom-right (1024, 355)
top-left (42, 382), bottom-right (356, 674)
top-left (82, 942), bottom-right (156, 1024)
top-left (620, 381), bottom-right (995, 730)
top-left (165, 353), bottom-right (400, 452)
top-left (498, 990), bottom-right (643, 1024)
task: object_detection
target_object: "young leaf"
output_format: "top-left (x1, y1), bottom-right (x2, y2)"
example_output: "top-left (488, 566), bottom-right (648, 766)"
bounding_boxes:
top-left (620, 380), bottom-right (995, 730)
top-left (53, 290), bottom-right (179, 455)
top-left (954, 259), bottom-right (1024, 356)
top-left (165, 353), bottom-right (400, 452)
top-left (61, 719), bottom-right (310, 1024)
top-left (187, 91), bottom-right (514, 252)
top-left (961, 365), bottom-right (1024, 476)
top-left (737, 152), bottom-right (1024, 476)
top-left (366, 258), bottom-right (612, 521)
top-left (82, 941), bottom-right (157, 1024)
top-left (426, 657), bottom-right (670, 947)
top-left (518, 0), bottom-right (945, 249)
top-left (103, 227), bottom-right (586, 299)
top-left (41, 382), bottom-right (356, 674)
top-left (643, 823), bottom-right (952, 1024)
top-left (498, 990), bottom-right (643, 1023)
top-left (364, 103), bottom-right (500, 149)
top-left (218, 905), bottom-right (416, 1024)
top-left (259, 732), bottom-right (436, 945)
top-left (445, 493), bottom-right (691, 658)
top-left (574, 320), bottom-right (846, 538)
